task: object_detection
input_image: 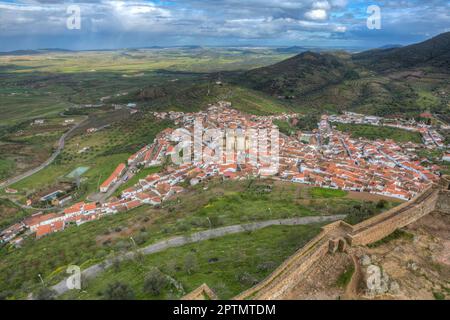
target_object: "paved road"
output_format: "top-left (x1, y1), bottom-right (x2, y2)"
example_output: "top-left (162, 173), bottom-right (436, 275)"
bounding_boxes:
top-left (50, 214), bottom-right (346, 296)
top-left (0, 118), bottom-right (87, 190)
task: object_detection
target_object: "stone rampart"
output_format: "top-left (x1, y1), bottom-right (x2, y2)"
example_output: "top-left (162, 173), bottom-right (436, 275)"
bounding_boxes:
top-left (348, 186), bottom-right (439, 246)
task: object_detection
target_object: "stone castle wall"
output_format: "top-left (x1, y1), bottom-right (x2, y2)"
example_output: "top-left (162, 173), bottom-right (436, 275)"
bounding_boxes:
top-left (348, 186), bottom-right (439, 246)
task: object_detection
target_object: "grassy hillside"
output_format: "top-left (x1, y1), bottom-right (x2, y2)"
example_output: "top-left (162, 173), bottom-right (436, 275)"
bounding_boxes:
top-left (0, 198), bottom-right (31, 230)
top-left (353, 32), bottom-right (450, 72)
top-left (223, 34), bottom-right (450, 117)
top-left (138, 81), bottom-right (292, 115)
top-left (0, 180), bottom-right (399, 299)
top-left (62, 224), bottom-right (323, 300)
top-left (239, 51), bottom-right (358, 97)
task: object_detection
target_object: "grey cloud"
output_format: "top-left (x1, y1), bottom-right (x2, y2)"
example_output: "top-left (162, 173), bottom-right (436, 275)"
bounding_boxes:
top-left (0, 0), bottom-right (448, 50)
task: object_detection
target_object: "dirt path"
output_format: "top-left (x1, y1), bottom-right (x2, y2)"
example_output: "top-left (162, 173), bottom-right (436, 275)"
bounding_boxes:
top-left (342, 253), bottom-right (362, 300)
top-left (0, 117), bottom-right (88, 189)
top-left (49, 214), bottom-right (346, 297)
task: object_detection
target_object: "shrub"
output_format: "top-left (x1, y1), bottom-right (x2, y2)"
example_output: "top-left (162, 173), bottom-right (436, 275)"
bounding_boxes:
top-left (35, 287), bottom-right (57, 300)
top-left (433, 291), bottom-right (445, 300)
top-left (143, 268), bottom-right (168, 296)
top-left (208, 216), bottom-right (224, 228)
top-left (103, 281), bottom-right (135, 300)
top-left (336, 265), bottom-right (355, 288)
top-left (376, 199), bottom-right (388, 209)
top-left (257, 261), bottom-right (277, 272)
top-left (236, 272), bottom-right (259, 286)
top-left (184, 253), bottom-right (198, 275)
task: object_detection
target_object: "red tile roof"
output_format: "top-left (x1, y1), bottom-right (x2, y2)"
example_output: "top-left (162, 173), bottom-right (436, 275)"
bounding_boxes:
top-left (101, 163), bottom-right (126, 190)
top-left (35, 221), bottom-right (64, 238)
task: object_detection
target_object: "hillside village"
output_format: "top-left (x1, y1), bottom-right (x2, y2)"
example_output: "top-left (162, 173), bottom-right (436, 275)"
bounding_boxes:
top-left (1, 102), bottom-right (448, 246)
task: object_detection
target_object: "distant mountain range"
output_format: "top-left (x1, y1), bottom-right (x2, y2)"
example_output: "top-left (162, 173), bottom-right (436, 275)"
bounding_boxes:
top-left (0, 48), bottom-right (74, 56)
top-left (230, 32), bottom-right (450, 116)
top-left (238, 32), bottom-right (450, 96)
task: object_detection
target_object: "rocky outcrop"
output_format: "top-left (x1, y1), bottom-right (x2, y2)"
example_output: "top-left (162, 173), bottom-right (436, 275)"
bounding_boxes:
top-left (361, 256), bottom-right (400, 297)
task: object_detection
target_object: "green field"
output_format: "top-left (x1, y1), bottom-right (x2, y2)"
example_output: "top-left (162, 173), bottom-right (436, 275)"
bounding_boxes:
top-left (0, 48), bottom-right (292, 128)
top-left (335, 123), bottom-right (423, 144)
top-left (0, 115), bottom-right (74, 182)
top-left (273, 119), bottom-right (296, 136)
top-left (0, 198), bottom-right (31, 230)
top-left (0, 158), bottom-right (15, 181)
top-left (61, 224), bottom-right (323, 300)
top-left (310, 187), bottom-right (347, 199)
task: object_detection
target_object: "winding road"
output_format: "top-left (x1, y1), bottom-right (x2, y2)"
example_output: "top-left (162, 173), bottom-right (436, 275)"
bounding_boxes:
top-left (50, 214), bottom-right (346, 296)
top-left (0, 118), bottom-right (87, 190)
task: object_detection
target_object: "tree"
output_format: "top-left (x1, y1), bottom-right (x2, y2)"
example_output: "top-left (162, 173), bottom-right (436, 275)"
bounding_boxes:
top-left (376, 199), bottom-right (388, 209)
top-left (103, 281), bottom-right (135, 300)
top-left (143, 268), bottom-right (168, 296)
top-left (35, 287), bottom-right (56, 300)
top-left (184, 253), bottom-right (198, 275)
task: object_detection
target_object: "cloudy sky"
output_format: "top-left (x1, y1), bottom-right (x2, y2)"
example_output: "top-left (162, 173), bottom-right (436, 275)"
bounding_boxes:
top-left (0, 0), bottom-right (449, 51)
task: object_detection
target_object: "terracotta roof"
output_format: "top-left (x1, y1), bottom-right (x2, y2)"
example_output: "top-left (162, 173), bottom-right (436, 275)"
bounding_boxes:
top-left (35, 221), bottom-right (64, 238)
top-left (126, 200), bottom-right (141, 210)
top-left (101, 163), bottom-right (126, 189)
top-left (24, 213), bottom-right (61, 227)
top-left (84, 203), bottom-right (97, 211)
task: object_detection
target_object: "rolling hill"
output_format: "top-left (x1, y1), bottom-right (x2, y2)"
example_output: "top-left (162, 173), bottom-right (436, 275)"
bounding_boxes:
top-left (126, 33), bottom-right (449, 117)
top-left (239, 51), bottom-right (358, 97)
top-left (353, 32), bottom-right (450, 72)
top-left (224, 32), bottom-right (450, 116)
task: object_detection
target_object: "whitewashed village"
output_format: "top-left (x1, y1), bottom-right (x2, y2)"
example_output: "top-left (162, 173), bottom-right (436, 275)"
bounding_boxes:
top-left (1, 101), bottom-right (449, 246)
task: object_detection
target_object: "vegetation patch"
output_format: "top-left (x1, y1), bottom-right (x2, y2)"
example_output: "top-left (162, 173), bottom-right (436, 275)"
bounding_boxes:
top-left (0, 158), bottom-right (15, 181)
top-left (0, 198), bottom-right (31, 230)
top-left (433, 291), bottom-right (445, 300)
top-left (0, 179), bottom-right (399, 299)
top-left (368, 229), bottom-right (414, 248)
top-left (335, 264), bottom-right (355, 288)
top-left (335, 123), bottom-right (423, 144)
top-left (61, 224), bottom-right (324, 300)
top-left (310, 187), bottom-right (347, 199)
